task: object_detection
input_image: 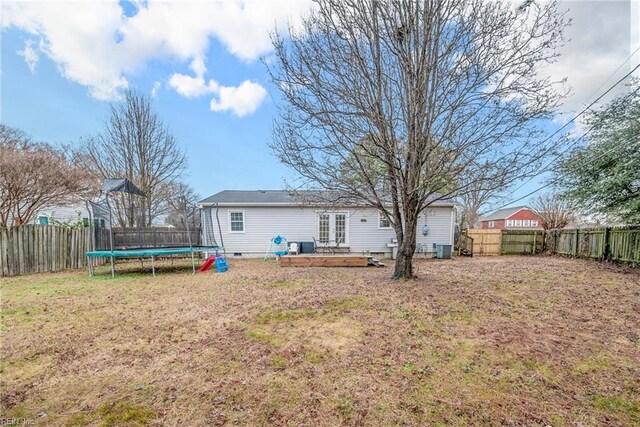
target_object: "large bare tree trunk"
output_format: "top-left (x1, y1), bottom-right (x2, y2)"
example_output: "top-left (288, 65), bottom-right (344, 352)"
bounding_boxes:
top-left (393, 208), bottom-right (418, 279)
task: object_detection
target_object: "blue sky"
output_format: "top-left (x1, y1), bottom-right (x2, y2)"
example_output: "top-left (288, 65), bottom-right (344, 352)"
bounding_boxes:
top-left (1, 0), bottom-right (637, 211)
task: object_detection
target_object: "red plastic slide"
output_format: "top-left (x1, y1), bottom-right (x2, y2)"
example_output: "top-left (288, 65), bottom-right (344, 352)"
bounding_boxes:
top-left (197, 255), bottom-right (215, 272)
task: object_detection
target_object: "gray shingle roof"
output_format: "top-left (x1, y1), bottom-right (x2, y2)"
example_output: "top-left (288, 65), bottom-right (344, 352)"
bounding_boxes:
top-left (199, 190), bottom-right (299, 205)
top-left (199, 190), bottom-right (456, 207)
top-left (483, 206), bottom-right (529, 221)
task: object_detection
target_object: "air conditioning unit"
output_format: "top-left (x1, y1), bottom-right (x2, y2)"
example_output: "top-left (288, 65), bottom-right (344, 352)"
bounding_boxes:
top-left (435, 244), bottom-right (452, 259)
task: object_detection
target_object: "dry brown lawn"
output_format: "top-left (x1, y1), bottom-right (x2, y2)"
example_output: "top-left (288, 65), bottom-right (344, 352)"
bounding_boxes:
top-left (1, 256), bottom-right (639, 426)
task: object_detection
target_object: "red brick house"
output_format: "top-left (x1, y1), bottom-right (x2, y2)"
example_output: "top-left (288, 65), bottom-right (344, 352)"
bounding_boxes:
top-left (481, 206), bottom-right (543, 230)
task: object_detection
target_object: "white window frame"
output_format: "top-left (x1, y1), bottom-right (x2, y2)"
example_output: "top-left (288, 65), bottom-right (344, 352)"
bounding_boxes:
top-left (506, 219), bottom-right (513, 227)
top-left (378, 211), bottom-right (391, 229)
top-left (515, 219), bottom-right (522, 227)
top-left (523, 219), bottom-right (530, 227)
top-left (531, 220), bottom-right (538, 227)
top-left (228, 210), bottom-right (245, 233)
top-left (488, 220), bottom-right (495, 228)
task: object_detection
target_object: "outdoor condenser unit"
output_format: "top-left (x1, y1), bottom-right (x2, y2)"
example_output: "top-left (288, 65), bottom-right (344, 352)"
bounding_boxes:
top-left (435, 244), bottom-right (452, 259)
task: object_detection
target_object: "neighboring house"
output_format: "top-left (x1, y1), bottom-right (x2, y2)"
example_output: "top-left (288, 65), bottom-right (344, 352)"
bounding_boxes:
top-left (481, 206), bottom-right (542, 230)
top-left (197, 190), bottom-right (457, 258)
top-left (34, 200), bottom-right (111, 229)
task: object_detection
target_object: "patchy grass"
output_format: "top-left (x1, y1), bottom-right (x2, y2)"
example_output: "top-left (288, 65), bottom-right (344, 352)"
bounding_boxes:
top-left (265, 279), bottom-right (310, 289)
top-left (323, 295), bottom-right (369, 311)
top-left (1, 256), bottom-right (639, 425)
top-left (254, 308), bottom-right (320, 325)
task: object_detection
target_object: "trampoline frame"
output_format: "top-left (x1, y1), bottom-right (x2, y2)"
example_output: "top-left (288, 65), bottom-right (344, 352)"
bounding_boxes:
top-left (86, 245), bottom-right (223, 277)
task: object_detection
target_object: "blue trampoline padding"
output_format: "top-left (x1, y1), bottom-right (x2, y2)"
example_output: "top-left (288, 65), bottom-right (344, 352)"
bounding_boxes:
top-left (86, 246), bottom-right (222, 257)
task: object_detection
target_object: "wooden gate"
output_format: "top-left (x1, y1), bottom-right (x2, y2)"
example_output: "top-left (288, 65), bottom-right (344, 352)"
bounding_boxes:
top-left (466, 229), bottom-right (502, 255)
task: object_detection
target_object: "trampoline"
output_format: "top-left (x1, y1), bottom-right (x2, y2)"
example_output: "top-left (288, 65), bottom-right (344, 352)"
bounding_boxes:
top-left (86, 246), bottom-right (223, 277)
top-left (85, 178), bottom-right (227, 278)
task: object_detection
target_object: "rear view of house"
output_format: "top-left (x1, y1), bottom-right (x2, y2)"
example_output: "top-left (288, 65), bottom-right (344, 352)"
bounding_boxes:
top-left (481, 206), bottom-right (542, 230)
top-left (198, 190), bottom-right (457, 258)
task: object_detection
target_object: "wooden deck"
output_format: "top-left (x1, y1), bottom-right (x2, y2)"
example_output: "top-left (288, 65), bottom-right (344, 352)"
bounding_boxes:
top-left (279, 255), bottom-right (370, 267)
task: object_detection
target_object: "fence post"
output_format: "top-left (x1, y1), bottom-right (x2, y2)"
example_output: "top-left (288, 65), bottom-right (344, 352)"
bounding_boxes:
top-left (602, 227), bottom-right (610, 261)
top-left (573, 229), bottom-right (579, 257)
top-left (532, 231), bottom-right (537, 254)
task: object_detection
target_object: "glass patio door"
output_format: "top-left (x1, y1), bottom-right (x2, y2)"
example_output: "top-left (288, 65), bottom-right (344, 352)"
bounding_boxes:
top-left (317, 212), bottom-right (347, 246)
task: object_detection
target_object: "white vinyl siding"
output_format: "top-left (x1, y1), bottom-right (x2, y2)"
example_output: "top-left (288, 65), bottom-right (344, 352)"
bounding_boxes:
top-left (34, 203), bottom-right (110, 229)
top-left (203, 205), bottom-right (455, 257)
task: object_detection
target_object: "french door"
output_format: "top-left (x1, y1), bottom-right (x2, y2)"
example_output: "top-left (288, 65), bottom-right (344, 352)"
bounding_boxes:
top-left (317, 212), bottom-right (348, 246)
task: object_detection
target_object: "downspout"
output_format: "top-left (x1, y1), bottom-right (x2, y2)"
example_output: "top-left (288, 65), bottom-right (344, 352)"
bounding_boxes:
top-left (215, 203), bottom-right (226, 257)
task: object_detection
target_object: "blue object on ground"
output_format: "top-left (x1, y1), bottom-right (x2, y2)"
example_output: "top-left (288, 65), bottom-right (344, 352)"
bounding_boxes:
top-left (214, 255), bottom-right (229, 272)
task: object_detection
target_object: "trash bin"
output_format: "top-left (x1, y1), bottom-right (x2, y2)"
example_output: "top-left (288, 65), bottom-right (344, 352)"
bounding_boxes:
top-left (436, 244), bottom-right (452, 259)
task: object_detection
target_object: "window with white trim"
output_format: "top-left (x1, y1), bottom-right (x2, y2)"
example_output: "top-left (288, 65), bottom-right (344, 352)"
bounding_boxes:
top-left (229, 211), bottom-right (245, 232)
top-left (506, 219), bottom-right (513, 227)
top-left (378, 211), bottom-right (391, 229)
top-left (524, 219), bottom-right (530, 227)
top-left (531, 220), bottom-right (538, 227)
top-left (335, 214), bottom-right (346, 243)
top-left (488, 220), bottom-right (495, 228)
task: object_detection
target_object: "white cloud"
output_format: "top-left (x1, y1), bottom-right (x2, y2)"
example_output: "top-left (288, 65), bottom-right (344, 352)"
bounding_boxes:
top-left (4, 0), bottom-right (633, 122)
top-left (168, 59), bottom-right (268, 116)
top-left (190, 57), bottom-right (207, 78)
top-left (1, 0), bottom-right (311, 103)
top-left (210, 80), bottom-right (268, 117)
top-left (151, 81), bottom-right (161, 98)
top-left (546, 1), bottom-right (638, 122)
top-left (17, 39), bottom-right (39, 73)
top-left (168, 72), bottom-right (219, 98)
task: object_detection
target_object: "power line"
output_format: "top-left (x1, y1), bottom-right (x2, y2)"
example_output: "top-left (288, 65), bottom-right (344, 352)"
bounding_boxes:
top-left (488, 137), bottom-right (640, 212)
top-left (502, 57), bottom-right (640, 198)
top-left (509, 83), bottom-right (640, 195)
top-left (579, 44), bottom-right (640, 109)
top-left (531, 61), bottom-right (640, 152)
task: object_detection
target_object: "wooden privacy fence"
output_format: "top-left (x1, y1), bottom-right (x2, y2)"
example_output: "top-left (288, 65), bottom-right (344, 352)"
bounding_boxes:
top-left (465, 227), bottom-right (639, 264)
top-left (545, 227), bottom-right (640, 264)
top-left (0, 225), bottom-right (110, 277)
top-left (467, 229), bottom-right (544, 255)
top-left (501, 230), bottom-right (544, 255)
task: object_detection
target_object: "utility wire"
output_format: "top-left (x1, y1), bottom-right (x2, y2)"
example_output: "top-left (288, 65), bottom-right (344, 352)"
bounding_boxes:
top-left (488, 137), bottom-right (640, 211)
top-left (509, 83), bottom-right (640, 195)
top-left (530, 61), bottom-right (640, 152)
top-left (579, 44), bottom-right (640, 108)
top-left (495, 56), bottom-right (640, 201)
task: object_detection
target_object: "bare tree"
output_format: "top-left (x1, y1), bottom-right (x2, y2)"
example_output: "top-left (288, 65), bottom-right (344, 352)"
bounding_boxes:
top-left (532, 192), bottom-right (574, 230)
top-left (165, 182), bottom-right (201, 230)
top-left (77, 89), bottom-right (186, 227)
top-left (458, 165), bottom-right (510, 229)
top-left (268, 0), bottom-right (568, 278)
top-left (0, 124), bottom-right (94, 226)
